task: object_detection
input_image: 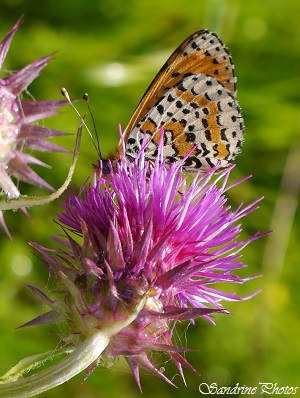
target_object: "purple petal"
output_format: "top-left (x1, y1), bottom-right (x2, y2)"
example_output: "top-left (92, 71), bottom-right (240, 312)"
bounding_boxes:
top-left (17, 310), bottom-right (63, 328)
top-left (21, 100), bottom-right (67, 123)
top-left (3, 54), bottom-right (52, 95)
top-left (19, 123), bottom-right (68, 139)
top-left (0, 17), bottom-right (22, 70)
top-left (8, 154), bottom-right (54, 191)
top-left (23, 138), bottom-right (69, 153)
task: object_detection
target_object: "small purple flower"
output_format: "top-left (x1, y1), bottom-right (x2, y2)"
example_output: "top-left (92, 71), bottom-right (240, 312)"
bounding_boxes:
top-left (0, 18), bottom-right (68, 237)
top-left (27, 132), bottom-right (265, 389)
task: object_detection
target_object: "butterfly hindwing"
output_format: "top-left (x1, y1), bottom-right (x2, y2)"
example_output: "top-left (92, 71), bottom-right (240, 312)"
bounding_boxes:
top-left (125, 73), bottom-right (243, 171)
top-left (110, 29), bottom-right (243, 172)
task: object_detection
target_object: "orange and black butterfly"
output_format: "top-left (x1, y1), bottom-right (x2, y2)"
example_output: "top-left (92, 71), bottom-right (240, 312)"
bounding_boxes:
top-left (107, 29), bottom-right (244, 172)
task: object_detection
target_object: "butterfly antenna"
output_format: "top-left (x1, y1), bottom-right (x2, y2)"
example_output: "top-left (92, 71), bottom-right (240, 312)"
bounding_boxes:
top-left (61, 88), bottom-right (102, 159)
top-left (83, 93), bottom-right (103, 160)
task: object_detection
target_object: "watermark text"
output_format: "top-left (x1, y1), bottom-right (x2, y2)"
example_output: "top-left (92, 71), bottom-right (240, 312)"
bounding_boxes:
top-left (198, 382), bottom-right (298, 395)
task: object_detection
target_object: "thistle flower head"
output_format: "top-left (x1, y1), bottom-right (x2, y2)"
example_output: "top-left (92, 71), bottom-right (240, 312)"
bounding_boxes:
top-left (0, 19), bottom-right (68, 237)
top-left (28, 131), bottom-right (264, 388)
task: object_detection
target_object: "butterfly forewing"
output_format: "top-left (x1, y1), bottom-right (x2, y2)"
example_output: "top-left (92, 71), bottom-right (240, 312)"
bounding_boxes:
top-left (110, 29), bottom-right (243, 172)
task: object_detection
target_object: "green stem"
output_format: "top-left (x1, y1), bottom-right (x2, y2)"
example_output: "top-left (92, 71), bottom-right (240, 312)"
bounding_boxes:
top-left (0, 296), bottom-right (146, 397)
top-left (0, 330), bottom-right (109, 398)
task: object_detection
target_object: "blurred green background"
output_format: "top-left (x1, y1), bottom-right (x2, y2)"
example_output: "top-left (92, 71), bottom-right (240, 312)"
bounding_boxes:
top-left (0, 0), bottom-right (299, 396)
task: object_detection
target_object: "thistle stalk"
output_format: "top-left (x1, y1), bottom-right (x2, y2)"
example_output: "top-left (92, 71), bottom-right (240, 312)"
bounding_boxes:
top-left (0, 296), bottom-right (146, 397)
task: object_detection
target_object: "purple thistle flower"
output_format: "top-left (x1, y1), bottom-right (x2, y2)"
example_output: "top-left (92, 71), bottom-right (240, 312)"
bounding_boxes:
top-left (25, 131), bottom-right (265, 389)
top-left (0, 18), bottom-right (68, 237)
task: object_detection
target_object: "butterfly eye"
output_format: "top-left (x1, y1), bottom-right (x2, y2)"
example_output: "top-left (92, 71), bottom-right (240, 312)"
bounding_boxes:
top-left (102, 160), bottom-right (111, 175)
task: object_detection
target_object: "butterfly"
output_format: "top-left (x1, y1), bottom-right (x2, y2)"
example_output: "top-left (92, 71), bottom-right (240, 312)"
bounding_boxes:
top-left (107, 29), bottom-right (244, 172)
